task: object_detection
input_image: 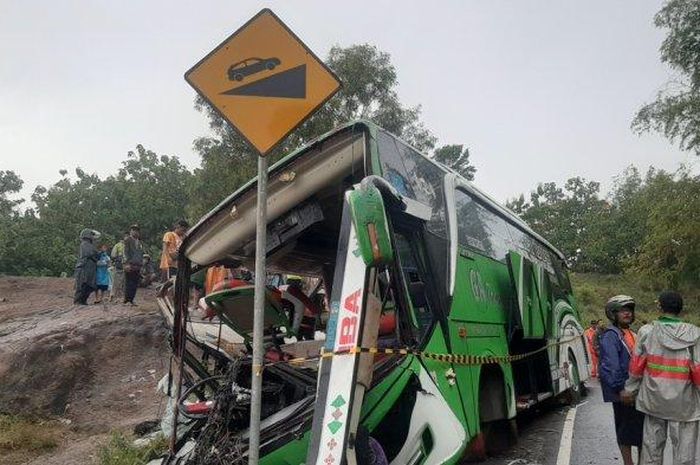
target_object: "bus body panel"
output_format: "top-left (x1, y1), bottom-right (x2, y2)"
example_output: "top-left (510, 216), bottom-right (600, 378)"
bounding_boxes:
top-left (173, 121), bottom-right (588, 463)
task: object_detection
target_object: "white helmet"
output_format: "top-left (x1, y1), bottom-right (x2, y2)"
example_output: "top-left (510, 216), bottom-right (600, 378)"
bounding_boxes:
top-left (605, 295), bottom-right (635, 322)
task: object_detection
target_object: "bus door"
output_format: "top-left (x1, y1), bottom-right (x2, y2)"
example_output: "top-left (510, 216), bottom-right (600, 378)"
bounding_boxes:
top-left (507, 250), bottom-right (559, 402)
top-left (389, 216), bottom-right (472, 462)
top-left (506, 251), bottom-right (546, 339)
top-left (446, 245), bottom-right (484, 436)
top-left (446, 182), bottom-right (512, 434)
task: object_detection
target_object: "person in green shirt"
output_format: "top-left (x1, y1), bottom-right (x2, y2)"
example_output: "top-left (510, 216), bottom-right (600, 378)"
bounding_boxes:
top-left (109, 232), bottom-right (128, 302)
top-left (123, 224), bottom-right (144, 306)
top-left (622, 291), bottom-right (700, 465)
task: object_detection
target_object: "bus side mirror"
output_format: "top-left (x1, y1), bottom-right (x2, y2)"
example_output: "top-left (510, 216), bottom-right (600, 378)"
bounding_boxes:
top-left (348, 184), bottom-right (394, 266)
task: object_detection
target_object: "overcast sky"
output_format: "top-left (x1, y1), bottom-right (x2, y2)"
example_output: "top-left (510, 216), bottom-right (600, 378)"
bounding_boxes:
top-left (1, 0), bottom-right (697, 211)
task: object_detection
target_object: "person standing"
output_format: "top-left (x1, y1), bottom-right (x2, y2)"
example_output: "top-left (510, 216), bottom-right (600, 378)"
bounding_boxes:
top-left (94, 243), bottom-right (111, 304)
top-left (621, 291), bottom-right (700, 465)
top-left (159, 219), bottom-right (188, 281)
top-left (123, 224), bottom-right (144, 306)
top-left (139, 254), bottom-right (157, 287)
top-left (109, 232), bottom-right (128, 302)
top-left (585, 319), bottom-right (602, 377)
top-left (599, 295), bottom-right (645, 465)
top-left (74, 228), bottom-right (101, 305)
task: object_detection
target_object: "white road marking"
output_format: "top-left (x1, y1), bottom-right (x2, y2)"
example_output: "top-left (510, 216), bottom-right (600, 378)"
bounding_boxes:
top-left (555, 407), bottom-right (577, 465)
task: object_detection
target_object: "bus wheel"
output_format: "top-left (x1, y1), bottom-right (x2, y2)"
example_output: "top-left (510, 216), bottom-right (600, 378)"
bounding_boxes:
top-left (483, 418), bottom-right (518, 455)
top-left (477, 366), bottom-right (517, 458)
top-left (565, 350), bottom-right (582, 405)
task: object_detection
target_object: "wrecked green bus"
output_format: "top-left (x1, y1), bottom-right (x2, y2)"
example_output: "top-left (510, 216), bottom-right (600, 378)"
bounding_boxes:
top-left (158, 121), bottom-right (588, 464)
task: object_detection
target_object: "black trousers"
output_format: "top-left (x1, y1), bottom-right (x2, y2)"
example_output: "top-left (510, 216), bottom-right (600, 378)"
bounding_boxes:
top-left (124, 270), bottom-right (140, 303)
top-left (74, 283), bottom-right (94, 305)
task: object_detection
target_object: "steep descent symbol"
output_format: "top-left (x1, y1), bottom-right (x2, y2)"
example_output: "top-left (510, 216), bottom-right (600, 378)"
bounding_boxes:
top-left (222, 64), bottom-right (306, 99)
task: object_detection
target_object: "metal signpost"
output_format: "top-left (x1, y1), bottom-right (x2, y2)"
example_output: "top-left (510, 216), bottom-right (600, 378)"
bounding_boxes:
top-left (184, 9), bottom-right (340, 464)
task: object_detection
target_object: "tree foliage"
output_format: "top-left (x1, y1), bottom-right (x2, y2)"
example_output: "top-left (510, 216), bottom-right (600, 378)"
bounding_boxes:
top-left (433, 145), bottom-right (476, 180)
top-left (0, 146), bottom-right (192, 276)
top-left (509, 166), bottom-right (700, 288)
top-left (0, 171), bottom-right (23, 218)
top-left (626, 167), bottom-right (700, 287)
top-left (632, 0), bottom-right (700, 155)
top-left (507, 177), bottom-right (611, 272)
top-left (0, 171), bottom-right (25, 272)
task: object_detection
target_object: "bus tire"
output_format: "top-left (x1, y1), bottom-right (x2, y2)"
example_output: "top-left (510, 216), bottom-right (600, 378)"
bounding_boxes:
top-left (477, 366), bottom-right (517, 457)
top-left (565, 350), bottom-right (582, 405)
top-left (483, 418), bottom-right (518, 455)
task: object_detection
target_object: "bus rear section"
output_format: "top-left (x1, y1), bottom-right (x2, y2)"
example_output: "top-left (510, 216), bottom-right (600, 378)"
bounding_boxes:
top-left (444, 173), bottom-right (588, 456)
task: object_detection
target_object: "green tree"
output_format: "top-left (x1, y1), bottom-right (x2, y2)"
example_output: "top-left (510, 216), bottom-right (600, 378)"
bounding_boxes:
top-left (0, 171), bottom-right (25, 274)
top-left (507, 177), bottom-right (612, 272)
top-left (625, 167), bottom-right (700, 287)
top-left (632, 0), bottom-right (700, 155)
top-left (509, 165), bottom-right (700, 286)
top-left (432, 144), bottom-right (476, 180)
top-left (2, 146), bottom-right (194, 276)
top-left (188, 44), bottom-right (458, 218)
top-left (0, 171), bottom-right (23, 218)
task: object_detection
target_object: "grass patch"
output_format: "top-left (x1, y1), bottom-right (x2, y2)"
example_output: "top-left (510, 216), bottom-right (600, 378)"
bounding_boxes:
top-left (0, 415), bottom-right (60, 453)
top-left (99, 432), bottom-right (168, 465)
top-left (571, 272), bottom-right (700, 329)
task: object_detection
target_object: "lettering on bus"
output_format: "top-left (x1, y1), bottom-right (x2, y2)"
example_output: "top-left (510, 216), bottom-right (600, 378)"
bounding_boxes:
top-left (337, 289), bottom-right (362, 350)
top-left (469, 269), bottom-right (505, 308)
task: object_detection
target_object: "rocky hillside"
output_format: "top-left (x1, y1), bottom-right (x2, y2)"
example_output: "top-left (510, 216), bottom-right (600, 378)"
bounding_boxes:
top-left (0, 277), bottom-right (169, 465)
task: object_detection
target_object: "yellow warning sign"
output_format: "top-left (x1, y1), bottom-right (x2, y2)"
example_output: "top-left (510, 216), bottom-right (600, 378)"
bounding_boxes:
top-left (185, 9), bottom-right (342, 155)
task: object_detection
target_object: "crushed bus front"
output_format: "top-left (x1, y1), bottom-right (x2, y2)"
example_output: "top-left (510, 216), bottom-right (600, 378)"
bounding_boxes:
top-left (155, 121), bottom-right (588, 464)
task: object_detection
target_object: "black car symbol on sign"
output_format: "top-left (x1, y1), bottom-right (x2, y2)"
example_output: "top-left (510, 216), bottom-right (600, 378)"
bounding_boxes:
top-left (227, 57), bottom-right (281, 82)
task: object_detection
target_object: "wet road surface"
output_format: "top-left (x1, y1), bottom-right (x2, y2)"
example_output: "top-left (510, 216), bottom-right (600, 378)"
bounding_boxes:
top-left (482, 379), bottom-right (699, 465)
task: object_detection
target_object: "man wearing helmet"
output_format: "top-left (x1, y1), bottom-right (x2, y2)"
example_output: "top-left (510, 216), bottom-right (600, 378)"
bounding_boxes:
top-left (74, 228), bottom-right (101, 305)
top-left (599, 295), bottom-right (645, 465)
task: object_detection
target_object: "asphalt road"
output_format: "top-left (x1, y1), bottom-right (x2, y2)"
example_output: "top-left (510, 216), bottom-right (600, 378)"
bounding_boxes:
top-left (482, 379), bottom-right (699, 465)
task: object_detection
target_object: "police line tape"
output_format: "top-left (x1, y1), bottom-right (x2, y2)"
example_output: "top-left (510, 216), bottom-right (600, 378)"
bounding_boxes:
top-left (260, 334), bottom-right (583, 369)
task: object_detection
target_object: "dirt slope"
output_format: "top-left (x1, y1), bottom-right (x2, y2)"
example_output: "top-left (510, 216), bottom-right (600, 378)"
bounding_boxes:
top-left (0, 276), bottom-right (170, 464)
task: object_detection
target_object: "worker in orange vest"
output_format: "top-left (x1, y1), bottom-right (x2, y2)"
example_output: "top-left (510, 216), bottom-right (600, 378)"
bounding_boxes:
top-left (584, 319), bottom-right (602, 377)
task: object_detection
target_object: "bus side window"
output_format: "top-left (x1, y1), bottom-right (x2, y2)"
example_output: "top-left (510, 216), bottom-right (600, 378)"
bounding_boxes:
top-left (454, 189), bottom-right (511, 262)
top-left (550, 255), bottom-right (573, 296)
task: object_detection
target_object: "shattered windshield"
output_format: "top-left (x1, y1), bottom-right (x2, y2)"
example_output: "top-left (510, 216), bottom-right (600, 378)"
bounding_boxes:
top-left (376, 130), bottom-right (447, 237)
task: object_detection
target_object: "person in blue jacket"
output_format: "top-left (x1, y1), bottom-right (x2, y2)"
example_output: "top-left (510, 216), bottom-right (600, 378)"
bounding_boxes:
top-left (94, 243), bottom-right (111, 304)
top-left (598, 295), bottom-right (645, 465)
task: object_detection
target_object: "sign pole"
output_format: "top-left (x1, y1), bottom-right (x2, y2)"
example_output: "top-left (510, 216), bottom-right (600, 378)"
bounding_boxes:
top-left (249, 154), bottom-right (268, 465)
top-left (183, 9), bottom-right (341, 463)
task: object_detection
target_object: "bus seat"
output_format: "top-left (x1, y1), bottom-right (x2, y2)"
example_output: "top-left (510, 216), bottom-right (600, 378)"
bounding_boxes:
top-left (378, 312), bottom-right (397, 336)
top-left (212, 278), bottom-right (250, 293)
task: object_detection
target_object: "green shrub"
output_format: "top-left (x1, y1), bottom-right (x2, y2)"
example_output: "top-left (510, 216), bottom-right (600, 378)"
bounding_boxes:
top-left (0, 415), bottom-right (59, 453)
top-left (571, 272), bottom-right (700, 328)
top-left (99, 432), bottom-right (168, 465)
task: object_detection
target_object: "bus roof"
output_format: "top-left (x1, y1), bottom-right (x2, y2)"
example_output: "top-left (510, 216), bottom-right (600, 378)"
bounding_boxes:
top-left (182, 120), bottom-right (566, 264)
